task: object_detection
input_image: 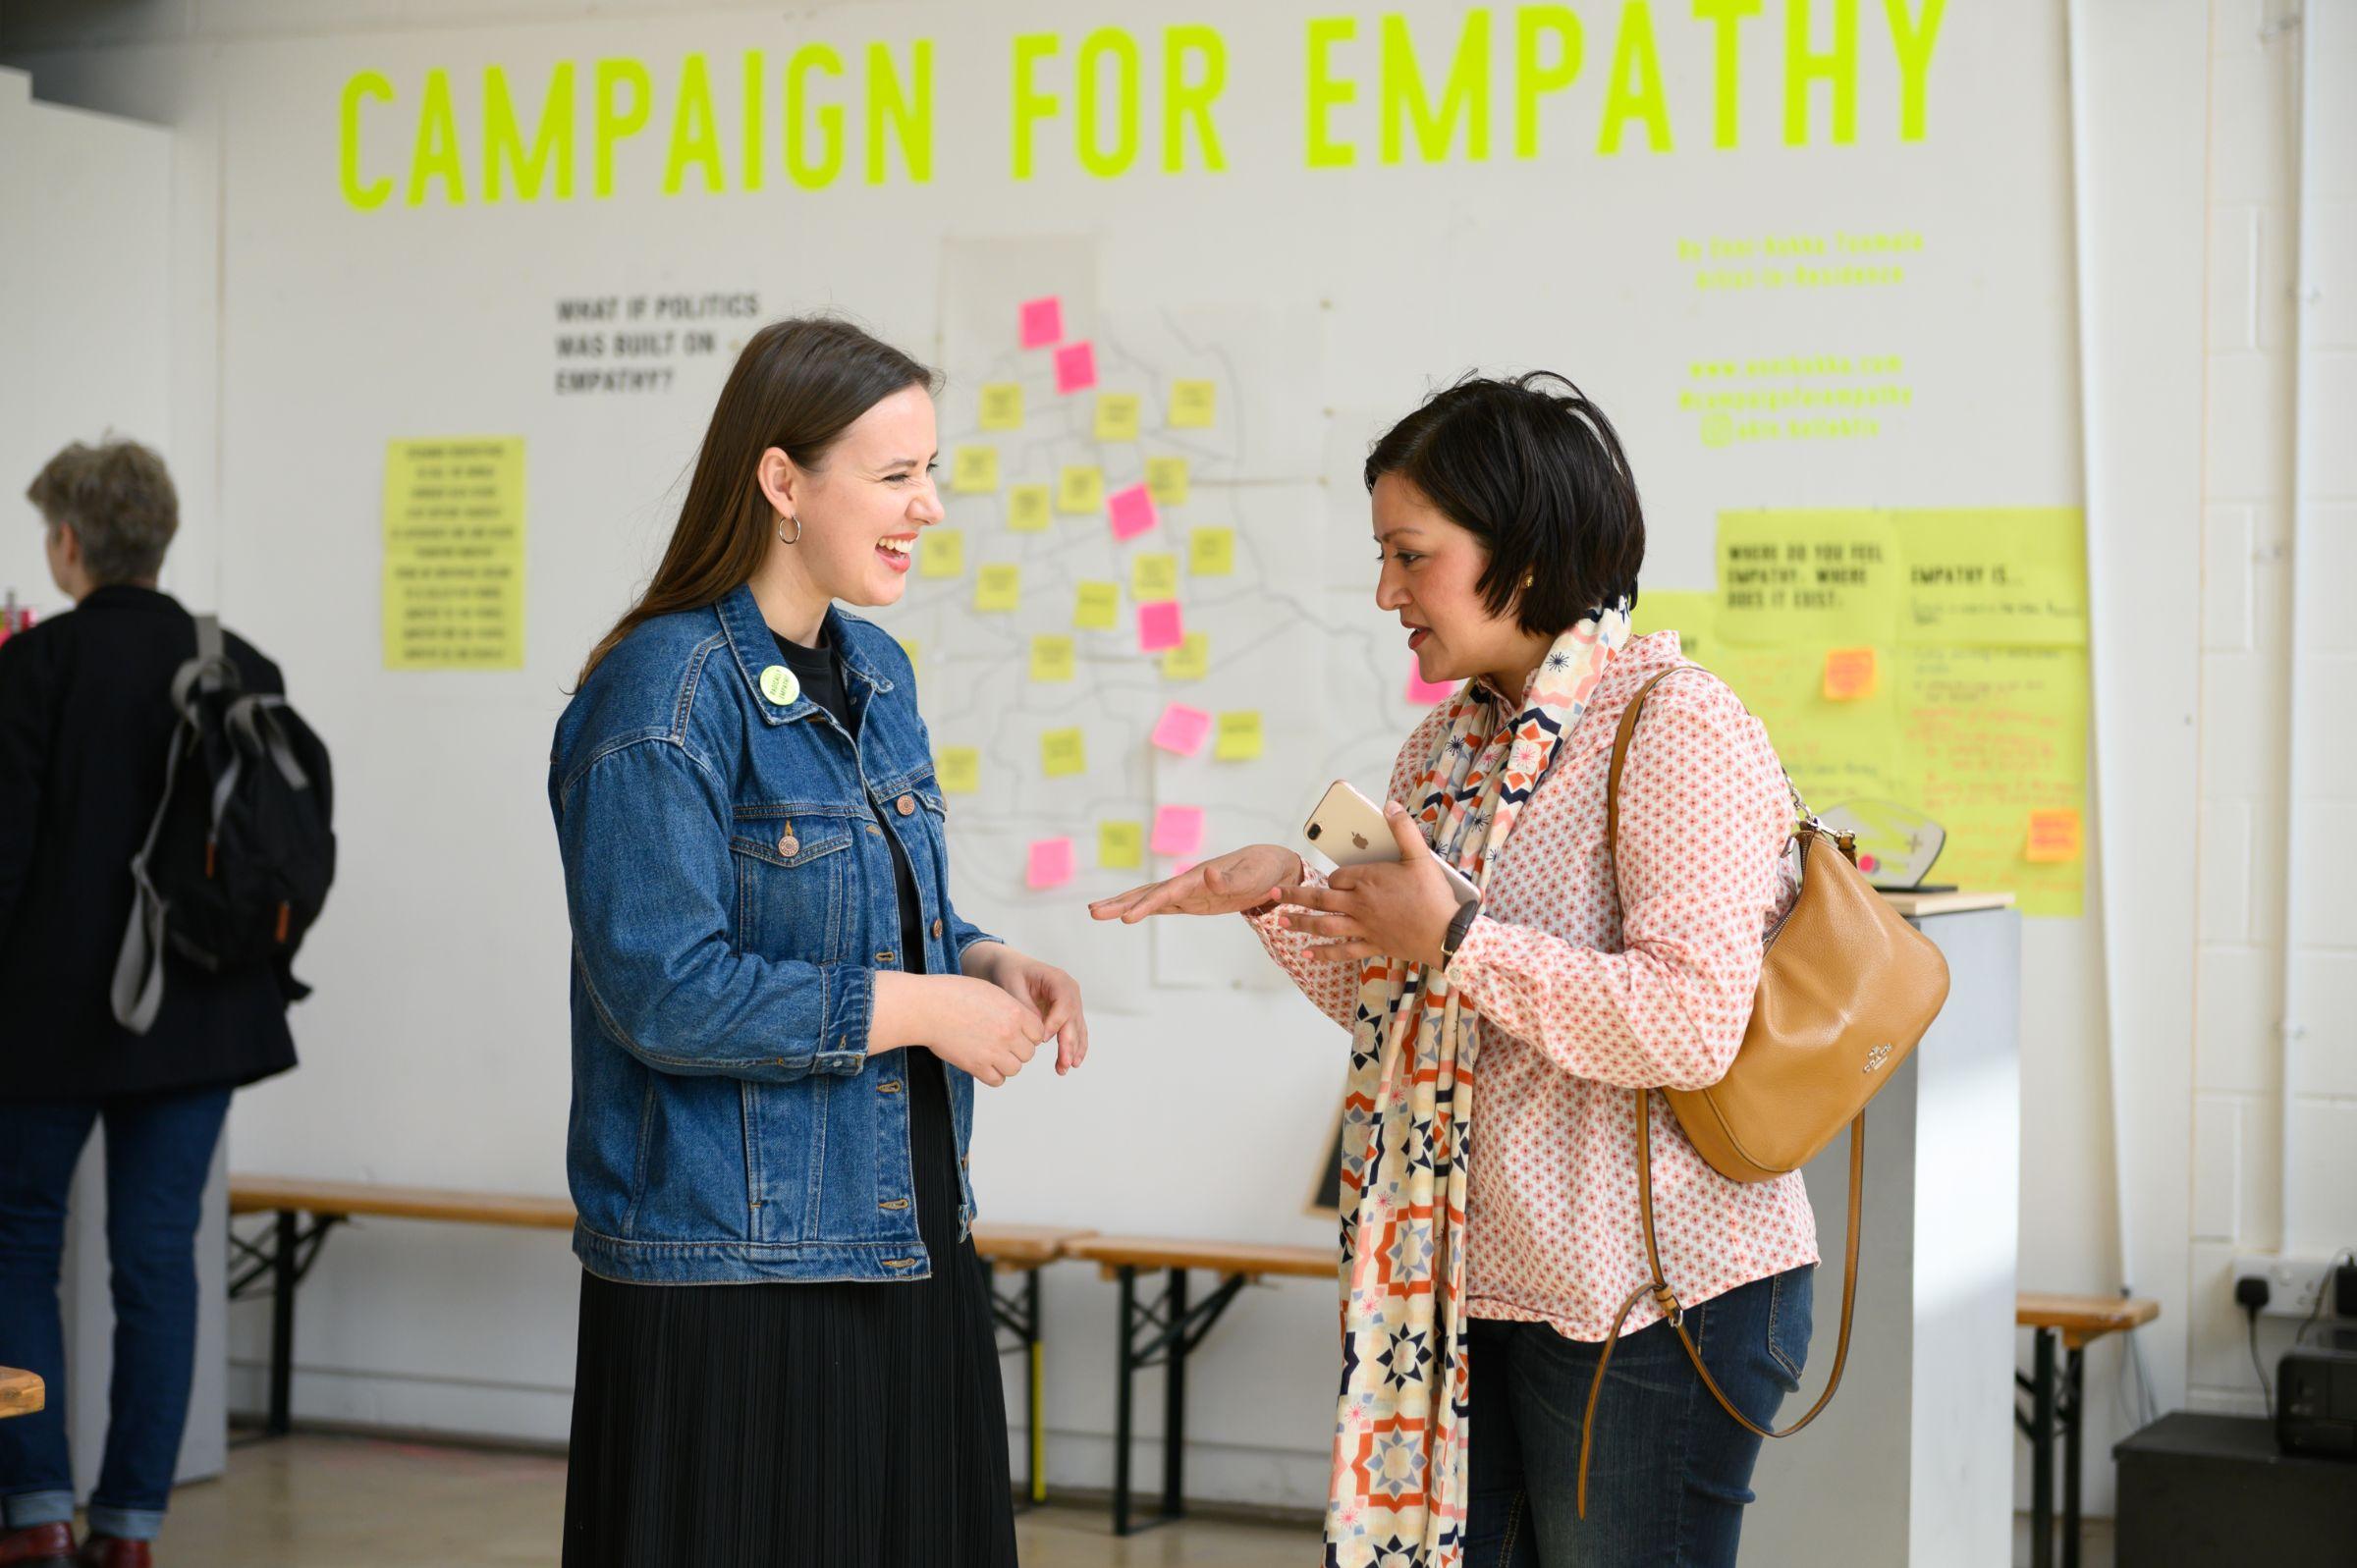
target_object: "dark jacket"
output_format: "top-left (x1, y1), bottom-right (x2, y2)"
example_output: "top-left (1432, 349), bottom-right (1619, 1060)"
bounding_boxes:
top-left (0, 585), bottom-right (300, 1100)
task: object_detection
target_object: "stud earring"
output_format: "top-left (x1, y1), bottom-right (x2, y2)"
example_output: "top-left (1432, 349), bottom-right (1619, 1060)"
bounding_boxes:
top-left (777, 514), bottom-right (801, 545)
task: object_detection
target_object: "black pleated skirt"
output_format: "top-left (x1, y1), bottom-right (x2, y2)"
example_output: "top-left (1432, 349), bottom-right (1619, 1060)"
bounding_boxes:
top-left (562, 1054), bottom-right (1016, 1568)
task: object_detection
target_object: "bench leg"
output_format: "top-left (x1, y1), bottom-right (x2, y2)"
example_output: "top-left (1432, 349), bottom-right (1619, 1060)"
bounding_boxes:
top-left (2030, 1326), bottom-right (2056, 1568)
top-left (2062, 1345), bottom-right (2084, 1568)
top-left (1162, 1267), bottom-right (1187, 1523)
top-left (1113, 1265), bottom-right (1137, 1537)
top-left (1027, 1269), bottom-right (1046, 1506)
top-left (268, 1209), bottom-right (298, 1437)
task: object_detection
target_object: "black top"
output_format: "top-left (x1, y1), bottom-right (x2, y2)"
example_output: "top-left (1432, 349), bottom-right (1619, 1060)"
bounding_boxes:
top-left (0, 586), bottom-right (300, 1100)
top-left (772, 630), bottom-right (926, 975)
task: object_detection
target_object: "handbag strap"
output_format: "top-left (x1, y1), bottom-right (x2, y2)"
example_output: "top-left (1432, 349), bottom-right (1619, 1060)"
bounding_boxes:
top-left (1576, 665), bottom-right (1869, 1519)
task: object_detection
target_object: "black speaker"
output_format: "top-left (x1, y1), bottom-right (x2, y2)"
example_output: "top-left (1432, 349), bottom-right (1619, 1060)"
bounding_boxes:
top-left (2113, 1413), bottom-right (2357, 1566)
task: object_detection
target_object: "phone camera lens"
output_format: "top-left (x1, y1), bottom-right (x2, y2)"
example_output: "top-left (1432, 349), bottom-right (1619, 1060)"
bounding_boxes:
top-left (1306, 824), bottom-right (1322, 839)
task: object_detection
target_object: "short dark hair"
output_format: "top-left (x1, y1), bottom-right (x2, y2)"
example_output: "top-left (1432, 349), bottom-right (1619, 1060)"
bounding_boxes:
top-left (27, 437), bottom-right (180, 585)
top-left (1363, 371), bottom-right (1645, 636)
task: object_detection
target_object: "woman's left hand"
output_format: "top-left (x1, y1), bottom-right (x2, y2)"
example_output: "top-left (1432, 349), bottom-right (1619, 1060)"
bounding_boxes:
top-left (1274, 802), bottom-right (1465, 970)
top-left (964, 945), bottom-right (1090, 1073)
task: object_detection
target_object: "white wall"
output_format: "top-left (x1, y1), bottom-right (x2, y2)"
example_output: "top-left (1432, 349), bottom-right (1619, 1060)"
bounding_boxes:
top-left (11, 0), bottom-right (2344, 1533)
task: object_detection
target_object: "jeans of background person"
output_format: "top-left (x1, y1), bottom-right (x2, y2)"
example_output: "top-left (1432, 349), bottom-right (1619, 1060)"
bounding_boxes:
top-left (1464, 1265), bottom-right (1814, 1568)
top-left (0, 1088), bottom-right (232, 1542)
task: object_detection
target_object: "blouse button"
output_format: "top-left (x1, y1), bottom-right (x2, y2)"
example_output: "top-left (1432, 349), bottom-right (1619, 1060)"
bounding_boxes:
top-left (777, 830), bottom-right (798, 857)
top-left (896, 794), bottom-right (916, 817)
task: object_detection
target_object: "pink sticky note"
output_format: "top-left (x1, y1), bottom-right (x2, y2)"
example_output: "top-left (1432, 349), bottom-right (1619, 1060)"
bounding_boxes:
top-left (1107, 483), bottom-right (1158, 541)
top-left (1407, 660), bottom-right (1456, 704)
top-left (1137, 600), bottom-right (1184, 653)
top-left (1150, 702), bottom-right (1213, 756)
top-left (1025, 837), bottom-right (1075, 890)
top-left (1019, 297), bottom-right (1064, 348)
top-left (1151, 805), bottom-right (1205, 858)
top-left (1055, 341), bottom-right (1098, 394)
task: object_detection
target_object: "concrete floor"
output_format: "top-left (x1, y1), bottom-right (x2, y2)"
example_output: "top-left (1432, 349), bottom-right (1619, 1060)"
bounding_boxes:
top-left (151, 1433), bottom-right (1317, 1567)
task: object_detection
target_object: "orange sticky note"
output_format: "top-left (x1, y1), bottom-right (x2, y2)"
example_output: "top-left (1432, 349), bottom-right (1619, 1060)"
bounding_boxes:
top-left (2025, 809), bottom-right (2083, 864)
top-left (1822, 647), bottom-right (1879, 701)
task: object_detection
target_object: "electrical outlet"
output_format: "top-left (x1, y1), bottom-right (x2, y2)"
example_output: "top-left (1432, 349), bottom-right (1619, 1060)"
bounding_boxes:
top-left (2231, 1254), bottom-right (2342, 1321)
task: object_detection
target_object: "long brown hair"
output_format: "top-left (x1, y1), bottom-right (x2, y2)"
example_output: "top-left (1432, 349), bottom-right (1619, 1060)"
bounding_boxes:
top-left (576, 316), bottom-right (941, 686)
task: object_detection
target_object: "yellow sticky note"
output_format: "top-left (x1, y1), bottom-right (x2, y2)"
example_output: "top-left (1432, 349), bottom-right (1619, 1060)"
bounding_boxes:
top-left (1006, 484), bottom-right (1051, 532)
top-left (2025, 809), bottom-right (2083, 864)
top-left (1823, 647), bottom-right (1879, 701)
top-left (1074, 580), bottom-right (1120, 629)
top-left (1098, 820), bottom-right (1144, 870)
top-left (1030, 633), bottom-right (1075, 682)
top-left (1095, 393), bottom-right (1142, 444)
top-left (978, 383), bottom-right (1023, 431)
top-left (1214, 711), bottom-right (1264, 761)
top-left (1145, 456), bottom-right (1191, 507)
top-left (1040, 728), bottom-right (1086, 779)
top-left (951, 446), bottom-right (999, 494)
top-left (1058, 465), bottom-right (1105, 514)
top-left (936, 746), bottom-right (980, 794)
top-left (974, 563), bottom-right (1020, 613)
top-left (917, 529), bottom-right (963, 578)
top-left (1188, 527), bottom-right (1234, 576)
top-left (1131, 553), bottom-right (1179, 603)
top-left (1170, 380), bottom-right (1217, 429)
top-left (1161, 630), bottom-right (1209, 680)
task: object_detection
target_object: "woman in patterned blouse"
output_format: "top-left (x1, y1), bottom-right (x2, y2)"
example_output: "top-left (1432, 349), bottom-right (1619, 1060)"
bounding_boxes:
top-left (1093, 373), bottom-right (1815, 1568)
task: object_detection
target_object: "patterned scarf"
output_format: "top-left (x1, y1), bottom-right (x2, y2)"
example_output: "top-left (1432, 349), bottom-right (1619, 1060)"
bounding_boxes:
top-left (1325, 609), bottom-right (1630, 1568)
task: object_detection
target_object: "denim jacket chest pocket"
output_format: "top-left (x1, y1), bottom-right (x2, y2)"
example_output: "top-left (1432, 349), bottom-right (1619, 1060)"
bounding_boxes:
top-left (729, 809), bottom-right (859, 958)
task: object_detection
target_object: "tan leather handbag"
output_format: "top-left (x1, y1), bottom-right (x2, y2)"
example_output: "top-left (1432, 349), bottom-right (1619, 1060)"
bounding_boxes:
top-left (1575, 667), bottom-right (1953, 1516)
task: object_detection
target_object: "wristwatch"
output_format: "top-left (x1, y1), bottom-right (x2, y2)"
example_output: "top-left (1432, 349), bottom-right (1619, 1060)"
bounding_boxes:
top-left (1439, 897), bottom-right (1480, 966)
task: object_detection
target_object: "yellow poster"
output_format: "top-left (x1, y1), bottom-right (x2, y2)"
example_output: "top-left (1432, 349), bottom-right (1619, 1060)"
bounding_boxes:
top-left (1895, 509), bottom-right (2088, 646)
top-left (1716, 644), bottom-right (1908, 809)
top-left (1716, 510), bottom-right (1899, 648)
top-left (382, 437), bottom-right (525, 670)
top-left (1629, 588), bottom-right (1717, 661)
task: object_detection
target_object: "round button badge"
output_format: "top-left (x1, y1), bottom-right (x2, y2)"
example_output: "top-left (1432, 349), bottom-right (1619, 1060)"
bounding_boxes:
top-left (759, 665), bottom-right (800, 706)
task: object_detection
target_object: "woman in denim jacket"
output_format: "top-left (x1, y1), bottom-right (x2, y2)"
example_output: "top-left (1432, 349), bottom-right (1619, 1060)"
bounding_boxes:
top-left (551, 318), bottom-right (1085, 1566)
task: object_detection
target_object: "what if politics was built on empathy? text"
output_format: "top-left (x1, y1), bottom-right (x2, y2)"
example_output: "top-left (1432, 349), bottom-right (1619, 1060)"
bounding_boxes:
top-left (338, 1), bottom-right (1949, 208)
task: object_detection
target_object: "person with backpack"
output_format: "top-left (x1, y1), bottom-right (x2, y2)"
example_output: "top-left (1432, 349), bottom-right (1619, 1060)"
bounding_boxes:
top-left (0, 439), bottom-right (328, 1568)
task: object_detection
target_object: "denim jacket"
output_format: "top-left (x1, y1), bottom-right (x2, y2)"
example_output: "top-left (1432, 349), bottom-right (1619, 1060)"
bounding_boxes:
top-left (548, 583), bottom-right (997, 1285)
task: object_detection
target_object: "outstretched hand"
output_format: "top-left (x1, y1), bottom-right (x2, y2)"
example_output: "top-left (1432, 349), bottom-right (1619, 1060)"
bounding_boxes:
top-left (1086, 843), bottom-right (1305, 923)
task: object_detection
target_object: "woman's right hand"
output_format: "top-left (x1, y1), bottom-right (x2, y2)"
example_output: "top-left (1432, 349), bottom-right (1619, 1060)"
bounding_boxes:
top-left (872, 973), bottom-right (1045, 1086)
top-left (1087, 843), bottom-right (1306, 923)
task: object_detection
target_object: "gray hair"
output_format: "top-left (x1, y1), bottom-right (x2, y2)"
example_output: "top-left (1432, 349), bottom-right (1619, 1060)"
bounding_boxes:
top-left (27, 437), bottom-right (179, 585)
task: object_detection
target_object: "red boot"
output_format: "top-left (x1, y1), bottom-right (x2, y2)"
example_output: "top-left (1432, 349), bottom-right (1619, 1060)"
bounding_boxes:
top-left (0, 1524), bottom-right (75, 1567)
top-left (74, 1541), bottom-right (148, 1568)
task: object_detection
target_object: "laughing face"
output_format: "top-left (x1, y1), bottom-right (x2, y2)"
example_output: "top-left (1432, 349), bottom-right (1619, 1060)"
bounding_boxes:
top-left (766, 382), bottom-right (944, 611)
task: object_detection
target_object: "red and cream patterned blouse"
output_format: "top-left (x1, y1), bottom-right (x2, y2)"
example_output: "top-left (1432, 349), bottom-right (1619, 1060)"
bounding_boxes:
top-left (1250, 630), bottom-right (1818, 1341)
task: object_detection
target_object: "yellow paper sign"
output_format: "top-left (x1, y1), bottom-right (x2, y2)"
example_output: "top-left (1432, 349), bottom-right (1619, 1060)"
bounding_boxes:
top-left (974, 563), bottom-right (1020, 613)
top-left (1040, 727), bottom-right (1086, 779)
top-left (1823, 647), bottom-right (1880, 700)
top-left (978, 383), bottom-right (1023, 431)
top-left (1161, 630), bottom-right (1210, 680)
top-left (1717, 511), bottom-right (1899, 647)
top-left (935, 746), bottom-right (980, 794)
top-left (1006, 484), bottom-right (1051, 532)
top-left (1073, 580), bottom-right (1120, 629)
top-left (2025, 808), bottom-right (2083, 864)
top-left (1214, 711), bottom-right (1264, 761)
top-left (1146, 456), bottom-right (1191, 507)
top-left (1029, 633), bottom-right (1075, 682)
top-left (1187, 527), bottom-right (1234, 576)
top-left (1895, 509), bottom-right (2089, 647)
top-left (1098, 820), bottom-right (1144, 870)
top-left (917, 529), bottom-right (963, 578)
top-left (1629, 588), bottom-right (1717, 662)
top-left (951, 446), bottom-right (999, 494)
top-left (1131, 553), bottom-right (1179, 603)
top-left (1094, 393), bottom-right (1142, 443)
top-left (382, 437), bottom-right (526, 670)
top-left (1170, 380), bottom-right (1217, 428)
top-left (1058, 465), bottom-right (1105, 514)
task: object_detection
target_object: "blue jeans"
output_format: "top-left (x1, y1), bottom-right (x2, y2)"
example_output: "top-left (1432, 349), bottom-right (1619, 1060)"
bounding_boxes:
top-left (0, 1089), bottom-right (231, 1542)
top-left (1464, 1266), bottom-right (1814, 1568)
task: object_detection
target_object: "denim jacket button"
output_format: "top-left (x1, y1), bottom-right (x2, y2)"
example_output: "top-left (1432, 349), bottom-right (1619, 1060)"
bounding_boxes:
top-left (896, 793), bottom-right (916, 816)
top-left (929, 917), bottom-right (944, 940)
top-left (777, 830), bottom-right (798, 857)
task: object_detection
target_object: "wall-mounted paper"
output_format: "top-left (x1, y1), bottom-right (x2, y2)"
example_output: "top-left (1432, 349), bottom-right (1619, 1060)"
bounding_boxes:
top-left (1629, 588), bottom-right (1717, 663)
top-left (1137, 602), bottom-right (1184, 653)
top-left (1151, 702), bottom-right (1212, 756)
top-left (1055, 342), bottom-right (1097, 394)
top-left (1007, 484), bottom-right (1051, 532)
top-left (382, 436), bottom-right (525, 670)
top-left (974, 563), bottom-right (1020, 613)
top-left (1151, 805), bottom-right (1205, 857)
top-left (1018, 297), bottom-right (1063, 348)
top-left (1026, 838), bottom-right (1075, 889)
top-left (1187, 527), bottom-right (1234, 576)
top-left (1058, 465), bottom-right (1105, 514)
top-left (951, 446), bottom-right (999, 494)
top-left (1823, 647), bottom-right (1879, 701)
top-left (1169, 380), bottom-right (1216, 428)
top-left (1717, 511), bottom-right (1898, 647)
top-left (979, 383), bottom-right (1023, 431)
top-left (1215, 711), bottom-right (1264, 761)
top-left (1896, 509), bottom-right (2089, 646)
top-left (1108, 484), bottom-right (1158, 541)
top-left (936, 746), bottom-right (980, 794)
top-left (1040, 728), bottom-right (1087, 778)
top-left (1095, 393), bottom-right (1141, 443)
top-left (1145, 456), bottom-right (1190, 506)
top-left (1030, 633), bottom-right (1074, 681)
top-left (1131, 553), bottom-right (1179, 603)
top-left (1098, 820), bottom-right (1144, 870)
top-left (918, 529), bottom-right (963, 578)
top-left (1162, 631), bottom-right (1210, 680)
top-left (2025, 808), bottom-right (2083, 864)
top-left (1074, 580), bottom-right (1120, 629)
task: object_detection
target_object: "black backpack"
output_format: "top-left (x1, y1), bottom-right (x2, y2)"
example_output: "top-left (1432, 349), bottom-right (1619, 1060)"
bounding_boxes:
top-left (111, 615), bottom-right (336, 1034)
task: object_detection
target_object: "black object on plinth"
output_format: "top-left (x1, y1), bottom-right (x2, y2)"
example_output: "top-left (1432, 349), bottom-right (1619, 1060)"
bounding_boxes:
top-left (2111, 1412), bottom-right (2357, 1567)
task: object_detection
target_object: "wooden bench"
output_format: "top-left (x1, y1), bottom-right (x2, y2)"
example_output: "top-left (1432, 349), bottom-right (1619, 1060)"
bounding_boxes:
top-left (227, 1173), bottom-right (1090, 1488)
top-left (1063, 1235), bottom-right (1333, 1537)
top-left (2016, 1291), bottom-right (2162, 1568)
top-left (0, 1367), bottom-right (42, 1420)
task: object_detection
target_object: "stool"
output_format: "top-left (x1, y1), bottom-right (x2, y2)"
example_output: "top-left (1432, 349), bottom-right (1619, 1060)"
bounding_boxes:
top-left (2015, 1291), bottom-right (2161, 1568)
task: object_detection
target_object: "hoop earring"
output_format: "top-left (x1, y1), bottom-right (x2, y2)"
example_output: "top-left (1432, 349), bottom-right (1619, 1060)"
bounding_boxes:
top-left (776, 514), bottom-right (801, 545)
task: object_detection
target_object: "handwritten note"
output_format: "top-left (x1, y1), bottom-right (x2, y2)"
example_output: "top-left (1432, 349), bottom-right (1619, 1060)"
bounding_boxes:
top-left (974, 563), bottom-right (1020, 613)
top-left (1040, 727), bottom-right (1087, 779)
top-left (1823, 647), bottom-right (1880, 701)
top-left (917, 529), bottom-right (963, 579)
top-left (935, 745), bottom-right (980, 794)
top-left (1026, 838), bottom-right (1075, 890)
top-left (1137, 601), bottom-right (1184, 653)
top-left (2026, 809), bottom-right (2083, 864)
top-left (1055, 342), bottom-right (1097, 394)
top-left (1108, 484), bottom-right (1159, 541)
top-left (1151, 703), bottom-right (1213, 756)
top-left (1098, 820), bottom-right (1144, 870)
top-left (979, 383), bottom-right (1023, 431)
top-left (1145, 456), bottom-right (1190, 507)
top-left (1161, 631), bottom-right (1210, 680)
top-left (1006, 484), bottom-right (1051, 532)
top-left (1018, 297), bottom-right (1063, 348)
top-left (1215, 711), bottom-right (1264, 761)
top-left (1187, 527), bottom-right (1234, 576)
top-left (1131, 553), bottom-right (1179, 603)
top-left (951, 446), bottom-right (999, 494)
top-left (1095, 394), bottom-right (1141, 443)
top-left (1151, 804), bottom-right (1205, 857)
top-left (1030, 633), bottom-right (1075, 682)
top-left (1073, 580), bottom-right (1120, 630)
top-left (1058, 465), bottom-right (1105, 514)
top-left (1169, 380), bottom-right (1216, 428)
